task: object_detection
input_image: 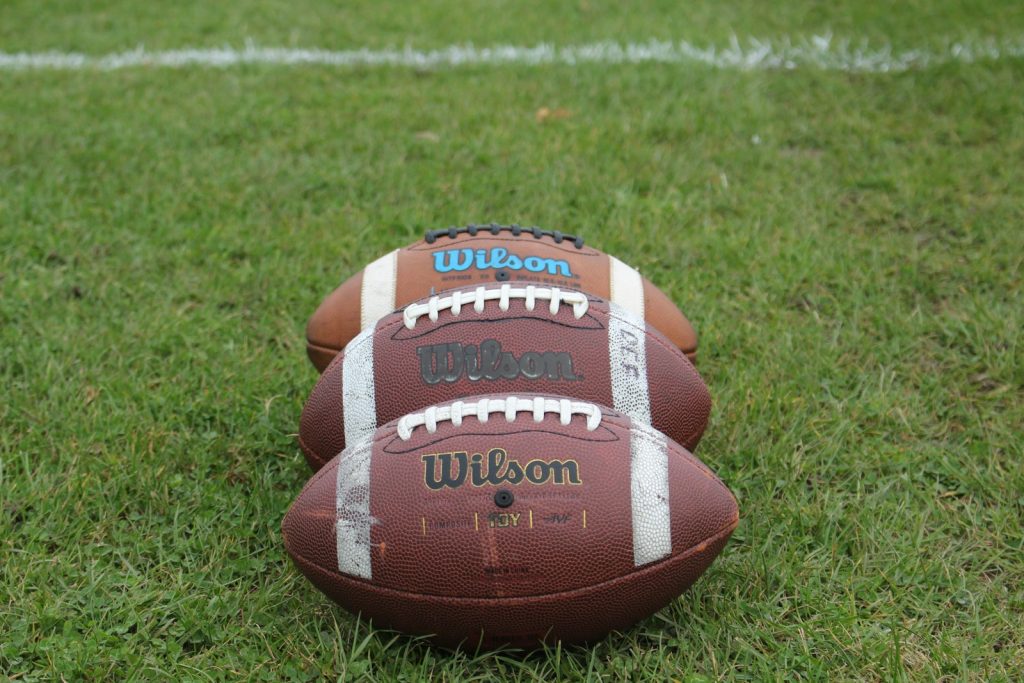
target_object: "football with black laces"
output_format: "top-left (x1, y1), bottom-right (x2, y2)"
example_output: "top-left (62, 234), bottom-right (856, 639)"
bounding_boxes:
top-left (305, 224), bottom-right (699, 371)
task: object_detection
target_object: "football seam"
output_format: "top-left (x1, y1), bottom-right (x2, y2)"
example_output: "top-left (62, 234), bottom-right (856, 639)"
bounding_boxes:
top-left (297, 433), bottom-right (330, 471)
top-left (291, 450), bottom-right (340, 498)
top-left (307, 339), bottom-right (343, 355)
top-left (304, 344), bottom-right (348, 404)
top-left (287, 515), bottom-right (739, 603)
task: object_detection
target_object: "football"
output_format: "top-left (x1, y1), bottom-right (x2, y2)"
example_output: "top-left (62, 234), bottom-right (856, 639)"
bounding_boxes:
top-left (305, 224), bottom-right (699, 372)
top-left (298, 282), bottom-right (711, 471)
top-left (282, 395), bottom-right (739, 648)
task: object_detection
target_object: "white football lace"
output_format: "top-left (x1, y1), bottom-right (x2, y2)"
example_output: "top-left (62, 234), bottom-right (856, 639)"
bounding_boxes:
top-left (396, 396), bottom-right (602, 440)
top-left (402, 284), bottom-right (589, 329)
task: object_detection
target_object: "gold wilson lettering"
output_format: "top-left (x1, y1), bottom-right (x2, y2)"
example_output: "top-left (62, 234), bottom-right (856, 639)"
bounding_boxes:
top-left (421, 447), bottom-right (581, 490)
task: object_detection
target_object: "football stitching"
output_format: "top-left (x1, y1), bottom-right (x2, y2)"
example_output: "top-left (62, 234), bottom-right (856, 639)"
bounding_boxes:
top-left (423, 224), bottom-right (585, 249)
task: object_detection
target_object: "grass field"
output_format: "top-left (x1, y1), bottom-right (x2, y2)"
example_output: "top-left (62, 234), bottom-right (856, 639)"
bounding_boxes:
top-left (2, 1), bottom-right (1023, 680)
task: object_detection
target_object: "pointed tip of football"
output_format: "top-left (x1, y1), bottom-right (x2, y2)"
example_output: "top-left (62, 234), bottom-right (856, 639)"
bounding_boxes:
top-left (707, 480), bottom-right (740, 540)
top-left (643, 329), bottom-right (712, 451)
top-left (298, 358), bottom-right (346, 471)
top-left (306, 271), bottom-right (364, 372)
top-left (642, 278), bottom-right (698, 358)
top-left (282, 458), bottom-right (340, 573)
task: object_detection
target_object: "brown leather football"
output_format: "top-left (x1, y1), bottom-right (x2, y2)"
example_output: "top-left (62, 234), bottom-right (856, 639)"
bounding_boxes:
top-left (282, 395), bottom-right (739, 648)
top-left (299, 282), bottom-right (711, 471)
top-left (305, 225), bottom-right (698, 372)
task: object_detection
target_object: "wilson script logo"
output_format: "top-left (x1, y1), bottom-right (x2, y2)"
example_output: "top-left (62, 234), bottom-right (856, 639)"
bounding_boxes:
top-left (417, 339), bottom-right (580, 384)
top-left (422, 447), bottom-right (581, 490)
top-left (432, 247), bottom-right (573, 277)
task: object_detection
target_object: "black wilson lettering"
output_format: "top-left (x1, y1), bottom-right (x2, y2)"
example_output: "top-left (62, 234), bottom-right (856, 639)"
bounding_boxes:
top-left (417, 339), bottom-right (579, 384)
top-left (422, 447), bottom-right (581, 490)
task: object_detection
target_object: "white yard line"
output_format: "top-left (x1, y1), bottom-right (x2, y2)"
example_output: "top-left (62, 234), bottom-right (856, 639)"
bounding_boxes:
top-left (1, 35), bottom-right (1022, 73)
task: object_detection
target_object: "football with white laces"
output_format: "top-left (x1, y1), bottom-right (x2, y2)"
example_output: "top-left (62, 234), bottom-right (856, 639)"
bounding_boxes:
top-left (298, 282), bottom-right (711, 471)
top-left (282, 395), bottom-right (739, 648)
top-left (305, 224), bottom-right (699, 371)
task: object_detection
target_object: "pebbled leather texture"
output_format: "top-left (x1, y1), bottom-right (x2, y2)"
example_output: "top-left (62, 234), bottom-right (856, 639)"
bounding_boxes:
top-left (298, 284), bottom-right (711, 471)
top-left (305, 228), bottom-right (698, 371)
top-left (282, 396), bottom-right (738, 648)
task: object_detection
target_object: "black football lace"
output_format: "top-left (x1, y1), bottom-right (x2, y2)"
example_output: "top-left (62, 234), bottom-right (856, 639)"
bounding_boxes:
top-left (424, 224), bottom-right (585, 249)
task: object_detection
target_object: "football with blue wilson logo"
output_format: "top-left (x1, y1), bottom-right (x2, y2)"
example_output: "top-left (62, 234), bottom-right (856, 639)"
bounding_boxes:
top-left (298, 283), bottom-right (711, 471)
top-left (282, 395), bottom-right (738, 648)
top-left (305, 225), bottom-right (699, 372)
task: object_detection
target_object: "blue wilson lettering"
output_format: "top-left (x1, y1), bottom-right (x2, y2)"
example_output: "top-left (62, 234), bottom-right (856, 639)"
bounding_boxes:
top-left (432, 247), bottom-right (573, 277)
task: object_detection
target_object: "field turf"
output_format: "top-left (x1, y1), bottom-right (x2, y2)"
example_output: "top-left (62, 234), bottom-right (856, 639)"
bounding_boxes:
top-left (1, 2), bottom-right (1023, 680)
